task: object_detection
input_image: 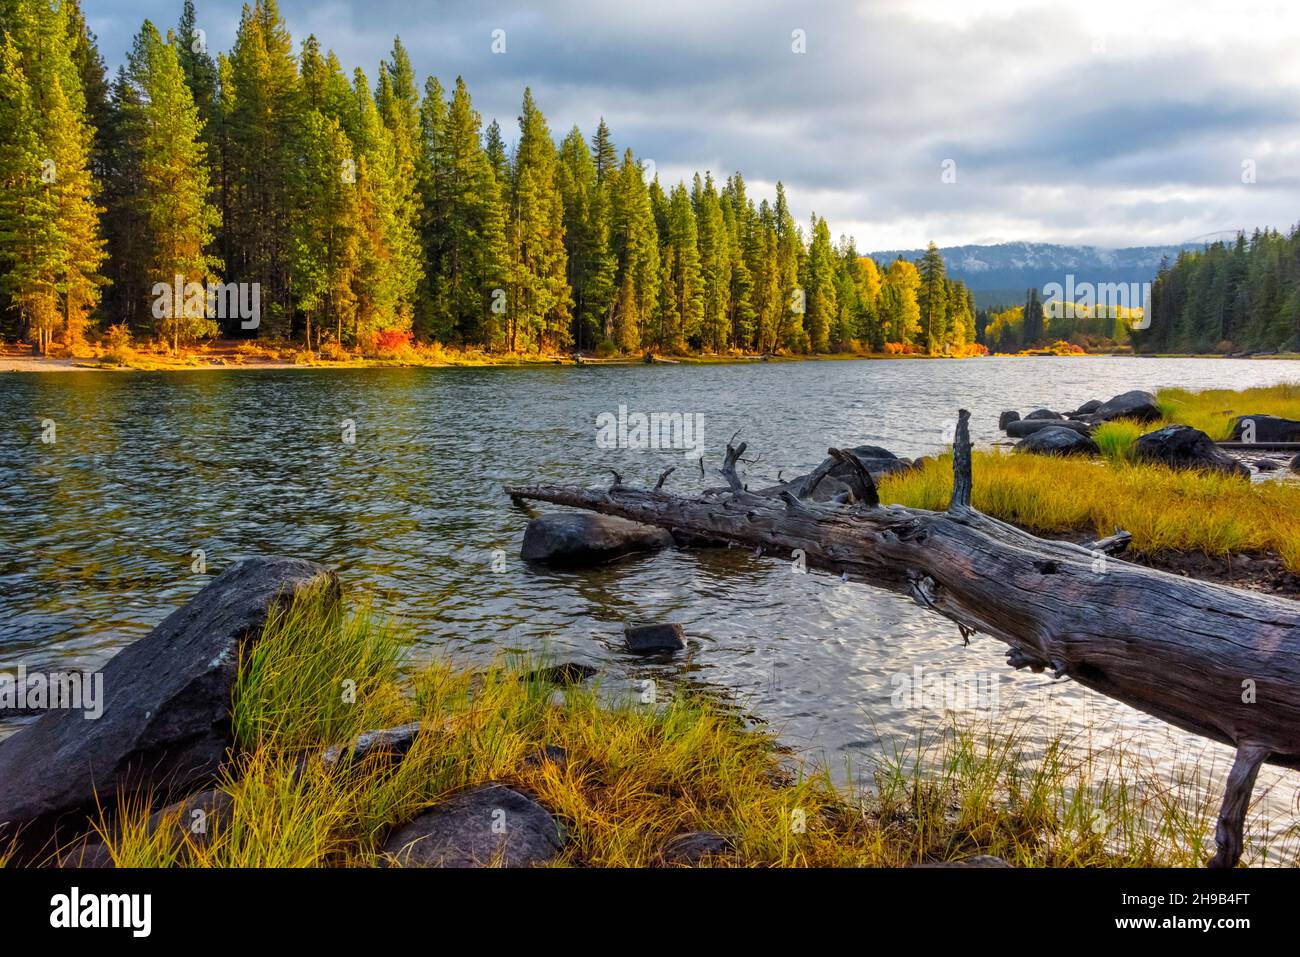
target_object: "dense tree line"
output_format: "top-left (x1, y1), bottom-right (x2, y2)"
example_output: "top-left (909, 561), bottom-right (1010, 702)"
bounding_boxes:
top-left (0, 0), bottom-right (979, 356)
top-left (980, 287), bottom-right (1138, 353)
top-left (1136, 227), bottom-right (1300, 354)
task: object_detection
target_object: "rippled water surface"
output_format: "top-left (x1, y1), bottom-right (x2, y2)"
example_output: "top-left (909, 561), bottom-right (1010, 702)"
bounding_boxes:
top-left (3, 356), bottom-right (1300, 858)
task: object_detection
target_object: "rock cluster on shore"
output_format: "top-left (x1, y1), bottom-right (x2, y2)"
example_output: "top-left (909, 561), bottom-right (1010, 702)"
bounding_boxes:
top-left (998, 389), bottom-right (1295, 478)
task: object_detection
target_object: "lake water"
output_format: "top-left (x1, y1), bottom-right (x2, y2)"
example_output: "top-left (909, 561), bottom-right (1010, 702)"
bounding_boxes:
top-left (3, 355), bottom-right (1300, 861)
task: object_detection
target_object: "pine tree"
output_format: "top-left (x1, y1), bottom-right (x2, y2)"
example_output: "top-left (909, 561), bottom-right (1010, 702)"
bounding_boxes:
top-left (1022, 287), bottom-right (1045, 346)
top-left (558, 125), bottom-right (614, 351)
top-left (506, 88), bottom-right (571, 352)
top-left (0, 0), bottom-right (106, 351)
top-left (772, 182), bottom-right (804, 351)
top-left (852, 256), bottom-right (883, 348)
top-left (917, 241), bottom-right (947, 354)
top-left (722, 174), bottom-right (756, 350)
top-left (63, 0), bottom-right (110, 178)
top-left (803, 215), bottom-right (837, 353)
top-left (607, 150), bottom-right (658, 352)
top-left (294, 47), bottom-right (359, 349)
top-left (695, 173), bottom-right (731, 351)
top-left (430, 77), bottom-right (509, 347)
top-left (483, 118), bottom-right (509, 183)
top-left (121, 19), bottom-right (221, 350)
top-left (344, 67), bottom-right (420, 342)
top-left (592, 118), bottom-right (618, 185)
top-left (880, 258), bottom-right (921, 344)
top-left (0, 34), bottom-right (53, 346)
top-left (223, 0), bottom-right (300, 336)
top-left (375, 36), bottom-right (423, 329)
top-left (174, 0), bottom-right (217, 139)
top-left (663, 182), bottom-right (703, 352)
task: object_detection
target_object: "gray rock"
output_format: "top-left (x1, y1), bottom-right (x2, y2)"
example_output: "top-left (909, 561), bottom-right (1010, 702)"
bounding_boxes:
top-left (1291, 453), bottom-right (1300, 474)
top-left (150, 788), bottom-right (232, 845)
top-left (1024, 408), bottom-right (1062, 420)
top-left (57, 786), bottom-right (234, 869)
top-left (998, 410), bottom-right (1021, 430)
top-left (1254, 458), bottom-right (1281, 472)
top-left (830, 445), bottom-right (910, 482)
top-left (521, 663), bottom-right (597, 686)
top-left (768, 445), bottom-right (909, 502)
top-left (57, 837), bottom-right (114, 869)
top-left (320, 722), bottom-right (424, 770)
top-left (624, 622), bottom-right (686, 653)
top-left (1005, 417), bottom-right (1093, 438)
top-left (1015, 426), bottom-right (1100, 457)
top-left (1070, 399), bottom-right (1103, 416)
top-left (1231, 414), bottom-right (1300, 443)
top-left (661, 831), bottom-right (736, 864)
top-left (521, 513), bottom-right (672, 566)
top-left (0, 557), bottom-right (334, 849)
top-left (382, 783), bottom-right (564, 867)
top-left (1087, 389), bottom-right (1162, 424)
top-left (758, 473), bottom-right (852, 503)
top-left (520, 745), bottom-right (569, 771)
top-left (1134, 425), bottom-right (1249, 478)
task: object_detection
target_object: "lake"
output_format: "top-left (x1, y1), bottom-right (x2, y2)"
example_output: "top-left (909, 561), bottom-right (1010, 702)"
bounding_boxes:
top-left (3, 355), bottom-right (1300, 860)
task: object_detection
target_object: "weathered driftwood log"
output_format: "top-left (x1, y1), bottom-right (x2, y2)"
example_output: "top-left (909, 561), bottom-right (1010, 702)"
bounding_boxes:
top-left (506, 410), bottom-right (1300, 868)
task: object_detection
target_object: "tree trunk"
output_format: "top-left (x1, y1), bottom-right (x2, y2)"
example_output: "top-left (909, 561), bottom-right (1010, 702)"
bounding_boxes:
top-left (506, 410), bottom-right (1300, 867)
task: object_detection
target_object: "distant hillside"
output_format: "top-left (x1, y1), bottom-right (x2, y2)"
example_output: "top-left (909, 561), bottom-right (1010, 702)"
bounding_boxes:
top-left (867, 241), bottom-right (1205, 309)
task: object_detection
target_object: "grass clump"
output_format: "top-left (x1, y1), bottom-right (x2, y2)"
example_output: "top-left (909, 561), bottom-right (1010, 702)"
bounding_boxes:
top-left (1157, 383), bottom-right (1300, 439)
top-left (71, 588), bottom-right (1293, 868)
top-left (880, 451), bottom-right (1300, 570)
top-left (1092, 418), bottom-right (1161, 463)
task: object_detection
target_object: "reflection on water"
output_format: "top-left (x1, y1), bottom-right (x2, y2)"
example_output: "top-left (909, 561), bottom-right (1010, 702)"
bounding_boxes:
top-left (2, 356), bottom-right (1299, 860)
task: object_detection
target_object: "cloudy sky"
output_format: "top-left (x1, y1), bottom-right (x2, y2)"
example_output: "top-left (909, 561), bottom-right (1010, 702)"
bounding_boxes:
top-left (89, 0), bottom-right (1300, 250)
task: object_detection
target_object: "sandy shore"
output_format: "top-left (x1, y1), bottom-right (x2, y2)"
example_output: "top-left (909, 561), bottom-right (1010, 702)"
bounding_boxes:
top-left (1, 355), bottom-right (329, 373)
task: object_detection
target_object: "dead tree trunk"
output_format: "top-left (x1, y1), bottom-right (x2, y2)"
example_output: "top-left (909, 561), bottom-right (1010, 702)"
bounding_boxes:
top-left (507, 410), bottom-right (1300, 868)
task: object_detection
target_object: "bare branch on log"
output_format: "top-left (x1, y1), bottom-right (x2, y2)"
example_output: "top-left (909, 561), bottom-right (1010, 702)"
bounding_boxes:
top-left (797, 456), bottom-right (840, 500)
top-left (655, 467), bottom-right (676, 491)
top-left (827, 447), bottom-right (880, 507)
top-left (1087, 530), bottom-right (1133, 556)
top-left (950, 409), bottom-right (973, 513)
top-left (1209, 744), bottom-right (1269, 868)
top-left (720, 435), bottom-right (749, 493)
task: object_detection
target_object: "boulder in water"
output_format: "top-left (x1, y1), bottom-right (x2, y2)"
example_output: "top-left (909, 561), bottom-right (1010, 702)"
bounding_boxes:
top-left (521, 513), bottom-right (673, 566)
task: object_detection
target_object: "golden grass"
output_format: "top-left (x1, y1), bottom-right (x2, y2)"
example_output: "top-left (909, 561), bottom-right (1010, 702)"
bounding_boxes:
top-left (880, 450), bottom-right (1300, 571)
top-left (1157, 383), bottom-right (1300, 440)
top-left (66, 587), bottom-right (1294, 868)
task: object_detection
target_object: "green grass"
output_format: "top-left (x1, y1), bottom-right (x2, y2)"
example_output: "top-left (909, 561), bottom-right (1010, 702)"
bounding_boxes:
top-left (1157, 383), bottom-right (1300, 439)
top-left (880, 450), bottom-right (1300, 571)
top-left (1092, 418), bottom-right (1163, 463)
top-left (66, 587), bottom-right (1296, 867)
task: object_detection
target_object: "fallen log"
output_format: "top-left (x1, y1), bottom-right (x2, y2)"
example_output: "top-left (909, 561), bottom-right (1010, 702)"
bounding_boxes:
top-left (506, 410), bottom-right (1300, 868)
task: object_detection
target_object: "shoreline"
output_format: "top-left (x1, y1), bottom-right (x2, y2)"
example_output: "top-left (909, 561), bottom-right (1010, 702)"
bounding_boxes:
top-left (6, 347), bottom-right (1300, 375)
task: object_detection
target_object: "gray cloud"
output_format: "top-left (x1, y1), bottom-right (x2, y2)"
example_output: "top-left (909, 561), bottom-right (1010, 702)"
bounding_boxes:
top-left (88, 0), bottom-right (1300, 248)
